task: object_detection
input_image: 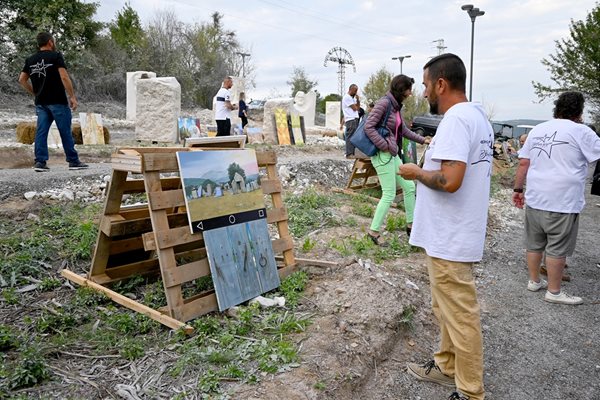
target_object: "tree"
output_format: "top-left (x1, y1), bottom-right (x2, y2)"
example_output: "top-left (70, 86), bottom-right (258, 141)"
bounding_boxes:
top-left (402, 89), bottom-right (430, 122)
top-left (533, 5), bottom-right (600, 121)
top-left (109, 2), bottom-right (146, 58)
top-left (317, 93), bottom-right (341, 114)
top-left (362, 67), bottom-right (393, 104)
top-left (227, 162), bottom-right (246, 183)
top-left (287, 66), bottom-right (317, 97)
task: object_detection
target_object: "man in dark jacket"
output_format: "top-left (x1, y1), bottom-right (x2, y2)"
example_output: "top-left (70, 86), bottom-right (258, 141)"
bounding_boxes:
top-left (18, 32), bottom-right (87, 172)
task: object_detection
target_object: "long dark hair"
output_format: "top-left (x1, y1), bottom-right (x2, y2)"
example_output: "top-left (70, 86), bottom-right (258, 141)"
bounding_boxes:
top-left (390, 74), bottom-right (414, 104)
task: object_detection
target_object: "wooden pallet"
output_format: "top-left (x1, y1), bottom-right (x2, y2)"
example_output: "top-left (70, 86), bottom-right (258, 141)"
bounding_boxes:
top-left (62, 147), bottom-right (297, 333)
top-left (346, 158), bottom-right (380, 190)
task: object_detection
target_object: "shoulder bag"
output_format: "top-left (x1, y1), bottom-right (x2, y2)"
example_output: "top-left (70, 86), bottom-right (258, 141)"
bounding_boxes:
top-left (350, 98), bottom-right (392, 157)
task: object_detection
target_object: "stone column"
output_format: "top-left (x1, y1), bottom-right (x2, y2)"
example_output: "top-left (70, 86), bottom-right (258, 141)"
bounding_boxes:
top-left (135, 77), bottom-right (181, 143)
top-left (126, 71), bottom-right (157, 121)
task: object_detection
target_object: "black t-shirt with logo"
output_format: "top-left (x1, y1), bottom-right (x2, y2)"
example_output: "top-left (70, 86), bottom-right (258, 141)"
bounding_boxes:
top-left (22, 51), bottom-right (68, 106)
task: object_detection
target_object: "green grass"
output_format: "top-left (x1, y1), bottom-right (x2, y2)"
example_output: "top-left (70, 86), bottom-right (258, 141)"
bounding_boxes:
top-left (329, 235), bottom-right (415, 263)
top-left (285, 188), bottom-right (337, 237)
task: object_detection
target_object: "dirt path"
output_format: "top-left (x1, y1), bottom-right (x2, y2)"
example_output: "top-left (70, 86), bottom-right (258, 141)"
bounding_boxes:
top-left (346, 188), bottom-right (600, 400)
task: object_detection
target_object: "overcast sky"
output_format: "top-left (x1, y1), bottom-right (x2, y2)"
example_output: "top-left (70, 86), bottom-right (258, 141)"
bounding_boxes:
top-left (94, 0), bottom-right (597, 121)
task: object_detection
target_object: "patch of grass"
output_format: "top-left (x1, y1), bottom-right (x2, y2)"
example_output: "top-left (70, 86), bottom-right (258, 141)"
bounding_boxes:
top-left (329, 235), bottom-right (415, 263)
top-left (72, 286), bottom-right (108, 308)
top-left (119, 337), bottom-right (145, 360)
top-left (328, 239), bottom-right (352, 257)
top-left (3, 346), bottom-right (50, 390)
top-left (34, 309), bottom-right (77, 334)
top-left (0, 325), bottom-right (19, 351)
top-left (285, 188), bottom-right (336, 237)
top-left (301, 237), bottom-right (316, 252)
top-left (351, 197), bottom-right (374, 218)
top-left (276, 271), bottom-right (309, 308)
top-left (399, 305), bottom-right (416, 330)
top-left (1, 288), bottom-right (19, 305)
top-left (39, 277), bottom-right (61, 291)
top-left (314, 381), bottom-right (327, 390)
top-left (344, 216), bottom-right (358, 227)
top-left (386, 214), bottom-right (406, 232)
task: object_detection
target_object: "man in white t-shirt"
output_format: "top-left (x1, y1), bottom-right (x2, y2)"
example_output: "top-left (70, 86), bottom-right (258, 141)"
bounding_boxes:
top-left (513, 91), bottom-right (600, 305)
top-left (399, 53), bottom-right (492, 400)
top-left (341, 84), bottom-right (361, 157)
top-left (214, 76), bottom-right (238, 136)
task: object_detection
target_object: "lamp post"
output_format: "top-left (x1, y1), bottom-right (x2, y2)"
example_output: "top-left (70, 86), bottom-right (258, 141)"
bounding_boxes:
top-left (461, 4), bottom-right (484, 101)
top-left (391, 55), bottom-right (411, 74)
top-left (236, 52), bottom-right (251, 77)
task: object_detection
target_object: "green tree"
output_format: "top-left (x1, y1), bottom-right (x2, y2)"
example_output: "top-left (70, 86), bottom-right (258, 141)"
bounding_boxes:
top-left (287, 66), bottom-right (318, 97)
top-left (402, 89), bottom-right (430, 122)
top-left (362, 67), bottom-right (393, 104)
top-left (317, 93), bottom-right (341, 114)
top-left (109, 2), bottom-right (146, 58)
top-left (227, 162), bottom-right (246, 183)
top-left (533, 5), bottom-right (600, 121)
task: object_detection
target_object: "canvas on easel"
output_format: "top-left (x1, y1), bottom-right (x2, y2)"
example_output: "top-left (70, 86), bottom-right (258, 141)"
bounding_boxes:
top-left (176, 149), bottom-right (279, 310)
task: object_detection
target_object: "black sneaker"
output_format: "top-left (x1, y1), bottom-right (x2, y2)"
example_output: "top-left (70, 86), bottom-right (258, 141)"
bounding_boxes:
top-left (448, 392), bottom-right (470, 400)
top-left (33, 161), bottom-right (49, 172)
top-left (68, 161), bottom-right (89, 170)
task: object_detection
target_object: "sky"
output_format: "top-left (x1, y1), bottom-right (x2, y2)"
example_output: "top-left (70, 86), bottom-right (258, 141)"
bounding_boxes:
top-left (93, 0), bottom-right (598, 121)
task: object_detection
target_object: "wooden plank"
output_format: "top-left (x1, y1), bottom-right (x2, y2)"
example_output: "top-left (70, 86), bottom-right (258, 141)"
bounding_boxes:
top-left (203, 227), bottom-right (247, 311)
top-left (261, 179), bottom-right (282, 195)
top-left (106, 213), bottom-right (189, 238)
top-left (61, 269), bottom-right (193, 334)
top-left (266, 207), bottom-right (288, 224)
top-left (179, 292), bottom-right (219, 322)
top-left (275, 256), bottom-right (339, 268)
top-left (246, 219), bottom-right (280, 292)
top-left (266, 163), bottom-right (295, 267)
top-left (143, 153), bottom-right (179, 172)
top-left (144, 172), bottom-right (185, 320)
top-left (277, 264), bottom-right (298, 279)
top-left (109, 236), bottom-right (145, 255)
top-left (148, 189), bottom-right (186, 211)
top-left (256, 150), bottom-right (277, 166)
top-left (121, 177), bottom-right (182, 194)
top-left (95, 258), bottom-right (160, 282)
top-left (153, 225), bottom-right (202, 250)
top-left (162, 258), bottom-right (211, 288)
top-left (118, 147), bottom-right (188, 154)
top-left (272, 235), bottom-right (294, 254)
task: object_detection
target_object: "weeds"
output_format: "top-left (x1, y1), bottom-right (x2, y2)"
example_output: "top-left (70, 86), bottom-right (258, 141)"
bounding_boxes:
top-left (399, 305), bottom-right (416, 330)
top-left (301, 237), bottom-right (316, 252)
top-left (3, 346), bottom-right (50, 390)
top-left (386, 214), bottom-right (407, 232)
top-left (351, 197), bottom-right (374, 218)
top-left (275, 271), bottom-right (309, 308)
top-left (285, 188), bottom-right (336, 237)
top-left (0, 325), bottom-right (19, 351)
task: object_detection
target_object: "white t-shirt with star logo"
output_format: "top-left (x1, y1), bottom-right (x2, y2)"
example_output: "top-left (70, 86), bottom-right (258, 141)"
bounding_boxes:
top-left (519, 118), bottom-right (600, 213)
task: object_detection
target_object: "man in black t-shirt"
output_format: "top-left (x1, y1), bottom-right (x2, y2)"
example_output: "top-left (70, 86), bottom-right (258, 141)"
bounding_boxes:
top-left (18, 32), bottom-right (87, 172)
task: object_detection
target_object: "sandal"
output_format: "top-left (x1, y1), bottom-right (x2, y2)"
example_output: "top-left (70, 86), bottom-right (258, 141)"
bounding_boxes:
top-left (367, 232), bottom-right (387, 247)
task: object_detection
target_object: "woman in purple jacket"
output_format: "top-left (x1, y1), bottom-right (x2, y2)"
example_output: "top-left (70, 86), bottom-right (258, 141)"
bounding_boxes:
top-left (366, 75), bottom-right (430, 245)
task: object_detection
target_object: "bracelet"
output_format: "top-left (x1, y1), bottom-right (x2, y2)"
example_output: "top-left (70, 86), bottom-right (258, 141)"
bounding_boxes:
top-left (513, 188), bottom-right (523, 193)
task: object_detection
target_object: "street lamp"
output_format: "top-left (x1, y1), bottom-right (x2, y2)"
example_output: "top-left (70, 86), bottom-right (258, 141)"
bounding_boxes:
top-left (236, 52), bottom-right (251, 77)
top-left (461, 4), bottom-right (485, 101)
top-left (392, 55), bottom-right (411, 74)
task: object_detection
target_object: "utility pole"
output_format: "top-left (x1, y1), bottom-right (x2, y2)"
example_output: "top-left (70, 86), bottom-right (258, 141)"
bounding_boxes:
top-left (236, 52), bottom-right (251, 77)
top-left (392, 55), bottom-right (411, 74)
top-left (431, 39), bottom-right (447, 55)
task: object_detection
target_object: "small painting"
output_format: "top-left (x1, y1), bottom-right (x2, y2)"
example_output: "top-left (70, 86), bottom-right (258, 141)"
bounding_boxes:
top-left (178, 117), bottom-right (203, 141)
top-left (79, 113), bottom-right (105, 145)
top-left (274, 108), bottom-right (291, 145)
top-left (402, 137), bottom-right (418, 165)
top-left (176, 149), bottom-right (266, 233)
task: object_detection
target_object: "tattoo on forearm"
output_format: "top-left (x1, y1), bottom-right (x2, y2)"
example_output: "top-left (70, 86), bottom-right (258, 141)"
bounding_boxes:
top-left (418, 172), bottom-right (447, 190)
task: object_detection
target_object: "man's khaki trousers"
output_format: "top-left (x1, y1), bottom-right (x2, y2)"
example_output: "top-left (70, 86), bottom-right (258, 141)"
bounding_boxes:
top-left (427, 255), bottom-right (485, 400)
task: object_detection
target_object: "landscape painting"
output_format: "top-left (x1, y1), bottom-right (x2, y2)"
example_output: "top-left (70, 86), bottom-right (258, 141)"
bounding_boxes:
top-left (176, 149), bottom-right (266, 233)
top-left (178, 117), bottom-right (203, 141)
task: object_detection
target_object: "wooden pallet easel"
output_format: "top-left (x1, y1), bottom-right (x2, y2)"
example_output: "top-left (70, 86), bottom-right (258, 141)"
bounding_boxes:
top-left (346, 158), bottom-right (380, 190)
top-left (62, 147), bottom-right (298, 333)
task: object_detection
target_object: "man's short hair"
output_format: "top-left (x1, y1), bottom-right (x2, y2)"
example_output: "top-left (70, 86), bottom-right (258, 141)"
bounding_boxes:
top-left (423, 53), bottom-right (466, 92)
top-left (553, 91), bottom-right (584, 120)
top-left (224, 76), bottom-right (233, 82)
top-left (36, 32), bottom-right (53, 48)
top-left (349, 84), bottom-right (357, 90)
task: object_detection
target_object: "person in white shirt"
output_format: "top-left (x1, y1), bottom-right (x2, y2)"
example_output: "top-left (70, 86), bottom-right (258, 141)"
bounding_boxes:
top-left (400, 53), bottom-right (492, 400)
top-left (215, 76), bottom-right (237, 136)
top-left (513, 91), bottom-right (600, 305)
top-left (341, 84), bottom-right (361, 157)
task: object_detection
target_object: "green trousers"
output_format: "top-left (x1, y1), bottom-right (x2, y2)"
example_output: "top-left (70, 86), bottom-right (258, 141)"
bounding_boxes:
top-left (369, 151), bottom-right (416, 232)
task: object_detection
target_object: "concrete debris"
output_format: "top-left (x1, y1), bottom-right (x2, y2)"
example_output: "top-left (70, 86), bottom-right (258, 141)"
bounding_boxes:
top-left (250, 295), bottom-right (286, 308)
top-left (405, 279), bottom-right (420, 290)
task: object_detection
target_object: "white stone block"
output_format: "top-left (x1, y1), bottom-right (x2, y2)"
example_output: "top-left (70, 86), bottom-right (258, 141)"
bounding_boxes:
top-left (126, 71), bottom-right (157, 121)
top-left (135, 77), bottom-right (181, 143)
top-left (293, 90), bottom-right (317, 127)
top-left (325, 101), bottom-right (341, 130)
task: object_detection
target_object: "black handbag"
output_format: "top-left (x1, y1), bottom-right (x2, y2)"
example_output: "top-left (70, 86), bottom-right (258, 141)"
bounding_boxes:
top-left (591, 161), bottom-right (600, 196)
top-left (350, 98), bottom-right (392, 157)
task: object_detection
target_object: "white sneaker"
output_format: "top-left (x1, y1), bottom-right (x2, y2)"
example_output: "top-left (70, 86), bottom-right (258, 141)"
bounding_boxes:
top-left (527, 279), bottom-right (548, 292)
top-left (544, 291), bottom-right (583, 305)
